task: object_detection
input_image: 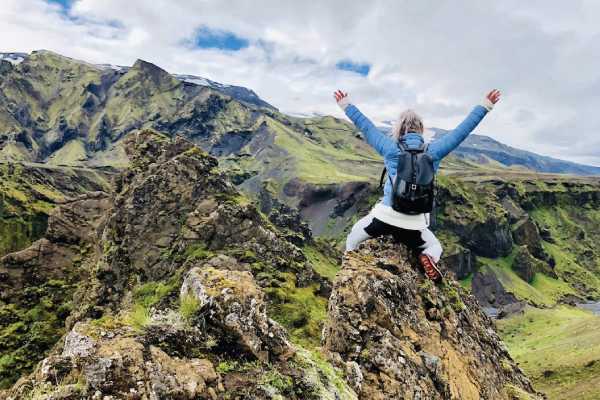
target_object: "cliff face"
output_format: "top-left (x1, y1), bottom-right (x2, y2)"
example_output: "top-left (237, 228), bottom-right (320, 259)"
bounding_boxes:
top-left (433, 174), bottom-right (600, 309)
top-left (0, 130), bottom-right (536, 399)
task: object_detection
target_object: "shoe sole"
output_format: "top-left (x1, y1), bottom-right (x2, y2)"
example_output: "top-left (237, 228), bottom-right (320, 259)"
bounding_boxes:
top-left (420, 254), bottom-right (443, 282)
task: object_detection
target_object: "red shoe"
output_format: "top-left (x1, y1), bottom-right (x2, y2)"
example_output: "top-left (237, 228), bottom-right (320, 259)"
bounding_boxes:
top-left (419, 253), bottom-right (443, 282)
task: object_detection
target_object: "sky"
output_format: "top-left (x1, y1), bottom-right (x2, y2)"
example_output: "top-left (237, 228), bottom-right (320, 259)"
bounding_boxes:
top-left (1, 0), bottom-right (600, 165)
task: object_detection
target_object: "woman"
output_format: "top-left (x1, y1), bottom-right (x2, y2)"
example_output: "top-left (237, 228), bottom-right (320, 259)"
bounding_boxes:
top-left (334, 89), bottom-right (501, 281)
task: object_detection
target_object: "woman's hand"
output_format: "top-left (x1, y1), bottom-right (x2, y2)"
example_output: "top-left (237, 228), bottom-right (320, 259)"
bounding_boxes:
top-left (486, 89), bottom-right (501, 104)
top-left (334, 90), bottom-right (348, 103)
top-left (334, 90), bottom-right (352, 111)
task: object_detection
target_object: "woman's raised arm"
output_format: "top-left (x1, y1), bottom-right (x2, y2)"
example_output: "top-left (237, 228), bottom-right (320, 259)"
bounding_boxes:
top-left (334, 90), bottom-right (394, 156)
top-left (428, 90), bottom-right (501, 161)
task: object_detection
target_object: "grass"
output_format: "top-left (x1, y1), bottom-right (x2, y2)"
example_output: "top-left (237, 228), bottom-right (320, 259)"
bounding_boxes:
top-left (177, 293), bottom-right (202, 324)
top-left (498, 306), bottom-right (600, 399)
top-left (132, 273), bottom-right (182, 307)
top-left (25, 376), bottom-right (89, 400)
top-left (264, 273), bottom-right (328, 349)
top-left (459, 273), bottom-right (474, 293)
top-left (128, 305), bottom-right (151, 332)
top-left (477, 248), bottom-right (556, 308)
top-left (271, 119), bottom-right (381, 184)
top-left (302, 243), bottom-right (340, 280)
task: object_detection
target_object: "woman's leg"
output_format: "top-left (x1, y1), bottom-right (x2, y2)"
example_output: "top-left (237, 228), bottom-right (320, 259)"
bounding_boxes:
top-left (417, 229), bottom-right (443, 262)
top-left (345, 214), bottom-right (376, 251)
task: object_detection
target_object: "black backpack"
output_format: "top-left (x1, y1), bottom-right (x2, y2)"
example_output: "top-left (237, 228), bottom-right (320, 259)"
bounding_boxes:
top-left (379, 142), bottom-right (435, 214)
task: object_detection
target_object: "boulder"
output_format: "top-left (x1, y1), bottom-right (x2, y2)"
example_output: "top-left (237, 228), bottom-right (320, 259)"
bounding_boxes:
top-left (181, 267), bottom-right (295, 363)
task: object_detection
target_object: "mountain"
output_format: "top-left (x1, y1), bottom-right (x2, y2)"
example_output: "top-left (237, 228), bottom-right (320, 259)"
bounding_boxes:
top-left (0, 130), bottom-right (538, 399)
top-left (173, 73), bottom-right (277, 110)
top-left (0, 50), bottom-right (382, 240)
top-left (0, 50), bottom-right (277, 110)
top-left (432, 128), bottom-right (600, 175)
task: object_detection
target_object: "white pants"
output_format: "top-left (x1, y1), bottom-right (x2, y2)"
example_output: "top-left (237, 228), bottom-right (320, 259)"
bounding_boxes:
top-left (346, 214), bottom-right (443, 262)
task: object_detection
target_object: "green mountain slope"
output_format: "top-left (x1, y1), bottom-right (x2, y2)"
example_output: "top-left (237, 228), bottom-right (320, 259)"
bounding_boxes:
top-left (498, 306), bottom-right (600, 400)
top-left (0, 161), bottom-right (110, 257)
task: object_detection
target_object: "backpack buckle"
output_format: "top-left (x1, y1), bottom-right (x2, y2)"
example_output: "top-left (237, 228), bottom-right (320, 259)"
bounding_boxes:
top-left (411, 184), bottom-right (417, 190)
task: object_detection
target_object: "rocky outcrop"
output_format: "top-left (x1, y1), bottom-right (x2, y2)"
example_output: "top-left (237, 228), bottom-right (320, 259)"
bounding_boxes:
top-left (0, 162), bottom-right (111, 257)
top-left (0, 266), bottom-right (355, 400)
top-left (512, 217), bottom-right (545, 260)
top-left (0, 129), bottom-right (334, 390)
top-left (0, 191), bottom-right (110, 301)
top-left (434, 177), bottom-right (513, 263)
top-left (322, 239), bottom-right (538, 399)
top-left (511, 246), bottom-right (557, 283)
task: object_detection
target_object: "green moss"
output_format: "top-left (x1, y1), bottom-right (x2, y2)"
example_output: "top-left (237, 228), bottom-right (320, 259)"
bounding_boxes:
top-left (132, 273), bottom-right (182, 307)
top-left (182, 146), bottom-right (208, 157)
top-left (302, 240), bottom-right (340, 280)
top-left (440, 280), bottom-right (465, 313)
top-left (184, 243), bottom-right (212, 260)
top-left (264, 273), bottom-right (328, 349)
top-left (0, 280), bottom-right (77, 389)
top-left (459, 273), bottom-right (474, 293)
top-left (215, 193), bottom-right (248, 205)
top-left (436, 175), bottom-right (507, 227)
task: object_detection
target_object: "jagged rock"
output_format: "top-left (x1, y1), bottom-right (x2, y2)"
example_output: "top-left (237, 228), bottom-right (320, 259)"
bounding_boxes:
top-left (181, 267), bottom-right (295, 363)
top-left (440, 241), bottom-right (476, 279)
top-left (0, 129), bottom-right (336, 391)
top-left (434, 180), bottom-right (514, 259)
top-left (0, 265), bottom-right (356, 400)
top-left (0, 191), bottom-right (110, 302)
top-left (512, 246), bottom-right (535, 282)
top-left (0, 321), bottom-right (222, 400)
top-left (512, 217), bottom-right (546, 260)
top-left (511, 246), bottom-right (557, 283)
top-left (0, 129), bottom-right (540, 399)
top-left (322, 239), bottom-right (537, 399)
top-left (267, 209), bottom-right (312, 246)
top-left (539, 225), bottom-right (555, 244)
top-left (497, 301), bottom-right (530, 319)
top-left (471, 267), bottom-right (519, 308)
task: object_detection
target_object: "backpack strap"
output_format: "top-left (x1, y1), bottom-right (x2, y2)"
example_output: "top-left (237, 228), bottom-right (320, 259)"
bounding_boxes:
top-left (398, 141), bottom-right (429, 153)
top-left (379, 167), bottom-right (387, 188)
top-left (398, 141), bottom-right (409, 152)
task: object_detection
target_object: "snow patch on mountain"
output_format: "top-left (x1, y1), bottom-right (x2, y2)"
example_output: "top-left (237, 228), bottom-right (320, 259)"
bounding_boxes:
top-left (0, 53), bottom-right (28, 65)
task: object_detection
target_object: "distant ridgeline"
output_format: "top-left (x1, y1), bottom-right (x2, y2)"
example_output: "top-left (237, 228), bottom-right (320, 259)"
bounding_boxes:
top-left (431, 128), bottom-right (600, 176)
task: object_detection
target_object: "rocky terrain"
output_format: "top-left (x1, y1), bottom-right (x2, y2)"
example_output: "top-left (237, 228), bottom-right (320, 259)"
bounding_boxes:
top-left (0, 129), bottom-right (539, 399)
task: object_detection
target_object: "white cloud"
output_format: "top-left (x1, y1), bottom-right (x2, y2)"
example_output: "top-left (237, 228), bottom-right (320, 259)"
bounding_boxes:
top-left (1, 0), bottom-right (600, 165)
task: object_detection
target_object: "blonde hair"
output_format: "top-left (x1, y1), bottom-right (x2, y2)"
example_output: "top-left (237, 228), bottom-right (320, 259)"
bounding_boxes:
top-left (392, 109), bottom-right (424, 141)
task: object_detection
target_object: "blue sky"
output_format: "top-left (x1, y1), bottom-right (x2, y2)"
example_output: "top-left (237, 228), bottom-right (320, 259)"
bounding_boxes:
top-left (195, 28), bottom-right (248, 51)
top-left (3, 0), bottom-right (600, 166)
top-left (46, 0), bottom-right (70, 7)
top-left (336, 61), bottom-right (370, 76)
